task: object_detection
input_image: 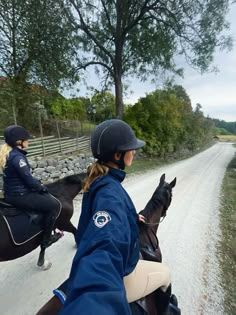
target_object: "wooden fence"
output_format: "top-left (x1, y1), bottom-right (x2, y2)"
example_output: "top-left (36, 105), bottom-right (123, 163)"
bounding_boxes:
top-left (0, 135), bottom-right (91, 157)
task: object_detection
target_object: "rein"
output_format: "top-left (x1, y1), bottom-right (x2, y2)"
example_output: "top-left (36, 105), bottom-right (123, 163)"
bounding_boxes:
top-left (142, 215), bottom-right (166, 226)
top-left (143, 224), bottom-right (160, 252)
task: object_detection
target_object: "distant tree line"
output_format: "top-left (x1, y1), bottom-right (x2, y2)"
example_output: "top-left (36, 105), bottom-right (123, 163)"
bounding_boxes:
top-left (212, 119), bottom-right (236, 135)
top-left (0, 82), bottom-right (215, 158)
top-left (124, 85), bottom-right (214, 156)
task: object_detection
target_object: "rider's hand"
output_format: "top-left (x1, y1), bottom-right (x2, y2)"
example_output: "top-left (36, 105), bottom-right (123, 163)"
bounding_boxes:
top-left (39, 186), bottom-right (48, 194)
top-left (138, 214), bottom-right (146, 223)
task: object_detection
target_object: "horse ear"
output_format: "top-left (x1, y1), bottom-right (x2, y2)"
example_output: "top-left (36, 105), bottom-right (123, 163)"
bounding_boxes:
top-left (159, 173), bottom-right (165, 186)
top-left (170, 177), bottom-right (177, 188)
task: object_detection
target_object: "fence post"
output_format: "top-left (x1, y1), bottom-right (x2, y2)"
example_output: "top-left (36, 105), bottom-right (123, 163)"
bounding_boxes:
top-left (55, 119), bottom-right (63, 153)
top-left (38, 111), bottom-right (46, 157)
top-left (12, 102), bottom-right (17, 125)
top-left (34, 101), bottom-right (46, 158)
top-left (76, 120), bottom-right (80, 151)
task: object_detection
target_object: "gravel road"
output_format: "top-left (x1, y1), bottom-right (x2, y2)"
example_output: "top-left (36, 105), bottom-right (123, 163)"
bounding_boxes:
top-left (0, 142), bottom-right (235, 315)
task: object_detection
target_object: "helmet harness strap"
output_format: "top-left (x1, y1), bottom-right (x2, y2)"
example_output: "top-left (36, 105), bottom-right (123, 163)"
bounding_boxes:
top-left (113, 152), bottom-right (126, 170)
top-left (98, 151), bottom-right (126, 170)
top-left (15, 140), bottom-right (24, 149)
top-left (19, 140), bottom-right (24, 149)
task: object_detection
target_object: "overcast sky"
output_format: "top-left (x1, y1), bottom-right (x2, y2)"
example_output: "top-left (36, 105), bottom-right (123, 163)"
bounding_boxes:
top-left (66, 4), bottom-right (236, 122)
top-left (124, 4), bottom-right (236, 122)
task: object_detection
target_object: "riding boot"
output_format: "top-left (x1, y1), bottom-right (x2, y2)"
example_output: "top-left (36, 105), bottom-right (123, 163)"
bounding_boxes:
top-left (155, 287), bottom-right (171, 314)
top-left (155, 285), bottom-right (181, 315)
top-left (42, 216), bottom-right (62, 248)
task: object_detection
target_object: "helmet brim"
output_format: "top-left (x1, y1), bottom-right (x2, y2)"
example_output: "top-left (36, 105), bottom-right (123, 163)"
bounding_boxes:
top-left (118, 139), bottom-right (146, 152)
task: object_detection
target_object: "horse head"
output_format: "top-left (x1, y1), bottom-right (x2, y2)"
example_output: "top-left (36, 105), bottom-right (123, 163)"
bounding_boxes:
top-left (140, 173), bottom-right (176, 225)
top-left (156, 173), bottom-right (176, 217)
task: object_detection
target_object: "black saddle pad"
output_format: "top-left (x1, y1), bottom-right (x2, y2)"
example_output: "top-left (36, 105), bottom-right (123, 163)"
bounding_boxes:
top-left (0, 197), bottom-right (61, 246)
top-left (0, 199), bottom-right (44, 245)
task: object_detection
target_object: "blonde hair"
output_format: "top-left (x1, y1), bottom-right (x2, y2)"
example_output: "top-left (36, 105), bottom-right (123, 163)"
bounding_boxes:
top-left (82, 162), bottom-right (109, 192)
top-left (0, 143), bottom-right (12, 169)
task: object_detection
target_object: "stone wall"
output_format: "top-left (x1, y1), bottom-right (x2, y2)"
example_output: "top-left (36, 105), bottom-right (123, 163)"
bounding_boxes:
top-left (0, 153), bottom-right (95, 190)
top-left (30, 153), bottom-right (95, 183)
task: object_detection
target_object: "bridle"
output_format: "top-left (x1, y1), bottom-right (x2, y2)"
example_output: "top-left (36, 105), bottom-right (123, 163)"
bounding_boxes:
top-left (141, 188), bottom-right (172, 226)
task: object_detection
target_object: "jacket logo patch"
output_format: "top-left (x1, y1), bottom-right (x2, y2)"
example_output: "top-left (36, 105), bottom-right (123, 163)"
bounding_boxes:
top-left (93, 211), bottom-right (111, 228)
top-left (19, 159), bottom-right (27, 168)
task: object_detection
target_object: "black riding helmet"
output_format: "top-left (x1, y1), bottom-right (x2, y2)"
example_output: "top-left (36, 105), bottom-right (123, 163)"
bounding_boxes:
top-left (91, 119), bottom-right (145, 169)
top-left (4, 125), bottom-right (32, 147)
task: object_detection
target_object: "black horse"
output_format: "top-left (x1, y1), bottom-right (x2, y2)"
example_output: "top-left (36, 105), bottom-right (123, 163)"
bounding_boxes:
top-left (0, 173), bottom-right (86, 270)
top-left (132, 173), bottom-right (178, 315)
top-left (36, 174), bottom-right (180, 315)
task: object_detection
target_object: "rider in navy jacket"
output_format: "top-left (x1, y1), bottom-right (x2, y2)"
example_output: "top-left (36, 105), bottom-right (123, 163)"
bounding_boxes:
top-left (3, 146), bottom-right (43, 195)
top-left (0, 125), bottom-right (61, 248)
top-left (63, 168), bottom-right (139, 315)
top-left (59, 120), bottom-right (146, 315)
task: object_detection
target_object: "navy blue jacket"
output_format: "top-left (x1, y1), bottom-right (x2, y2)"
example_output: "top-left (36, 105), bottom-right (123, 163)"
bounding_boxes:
top-left (59, 168), bottom-right (140, 315)
top-left (3, 147), bottom-right (42, 196)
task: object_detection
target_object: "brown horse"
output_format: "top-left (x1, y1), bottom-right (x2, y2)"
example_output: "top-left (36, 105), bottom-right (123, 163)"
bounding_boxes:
top-left (0, 173), bottom-right (86, 270)
top-left (36, 173), bottom-right (178, 315)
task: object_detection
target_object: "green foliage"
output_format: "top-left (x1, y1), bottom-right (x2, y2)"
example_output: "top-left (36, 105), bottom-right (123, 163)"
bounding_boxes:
top-left (62, 0), bottom-right (232, 118)
top-left (213, 119), bottom-right (236, 135)
top-left (91, 91), bottom-right (116, 123)
top-left (0, 0), bottom-right (75, 86)
top-left (50, 98), bottom-right (86, 121)
top-left (166, 84), bottom-right (192, 112)
top-left (213, 127), bottom-right (232, 135)
top-left (124, 87), bottom-right (214, 156)
top-left (218, 156), bottom-right (236, 315)
top-left (0, 0), bottom-right (76, 126)
top-left (125, 89), bottom-right (186, 155)
top-left (0, 80), bottom-right (16, 126)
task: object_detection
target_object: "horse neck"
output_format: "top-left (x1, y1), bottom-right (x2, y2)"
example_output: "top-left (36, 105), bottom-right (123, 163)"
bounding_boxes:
top-left (50, 183), bottom-right (81, 201)
top-left (65, 184), bottom-right (82, 200)
top-left (143, 199), bottom-right (164, 234)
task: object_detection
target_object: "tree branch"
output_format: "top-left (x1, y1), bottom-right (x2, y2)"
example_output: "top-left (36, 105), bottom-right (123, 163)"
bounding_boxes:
top-left (73, 60), bottom-right (113, 76)
top-left (68, 0), bottom-right (115, 64)
top-left (123, 0), bottom-right (159, 35)
top-left (101, 0), bottom-right (115, 35)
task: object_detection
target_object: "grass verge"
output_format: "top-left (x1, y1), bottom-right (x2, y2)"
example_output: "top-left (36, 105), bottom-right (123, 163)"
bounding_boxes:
top-left (126, 140), bottom-right (216, 176)
top-left (218, 152), bottom-right (236, 315)
top-left (218, 135), bottom-right (236, 142)
top-left (126, 157), bottom-right (164, 175)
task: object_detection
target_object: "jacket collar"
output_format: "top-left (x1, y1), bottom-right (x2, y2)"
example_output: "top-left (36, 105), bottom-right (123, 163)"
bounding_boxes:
top-left (108, 167), bottom-right (126, 183)
top-left (13, 147), bottom-right (27, 156)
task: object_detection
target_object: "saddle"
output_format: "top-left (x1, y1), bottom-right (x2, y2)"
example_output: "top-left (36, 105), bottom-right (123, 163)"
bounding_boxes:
top-left (0, 198), bottom-right (45, 246)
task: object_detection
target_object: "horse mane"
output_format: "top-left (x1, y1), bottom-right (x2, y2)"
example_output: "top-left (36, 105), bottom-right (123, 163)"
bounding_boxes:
top-left (63, 173), bottom-right (87, 185)
top-left (139, 194), bottom-right (164, 217)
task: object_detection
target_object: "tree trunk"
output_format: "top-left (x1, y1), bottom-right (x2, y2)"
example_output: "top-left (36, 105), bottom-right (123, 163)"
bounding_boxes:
top-left (114, 73), bottom-right (124, 119)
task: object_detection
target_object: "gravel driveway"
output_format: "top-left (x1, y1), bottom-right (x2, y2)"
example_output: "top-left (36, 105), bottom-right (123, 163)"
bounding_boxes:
top-left (0, 142), bottom-right (235, 315)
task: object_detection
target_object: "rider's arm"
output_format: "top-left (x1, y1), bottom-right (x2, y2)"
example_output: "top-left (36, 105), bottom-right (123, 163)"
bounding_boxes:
top-left (59, 188), bottom-right (134, 315)
top-left (12, 155), bottom-right (43, 191)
